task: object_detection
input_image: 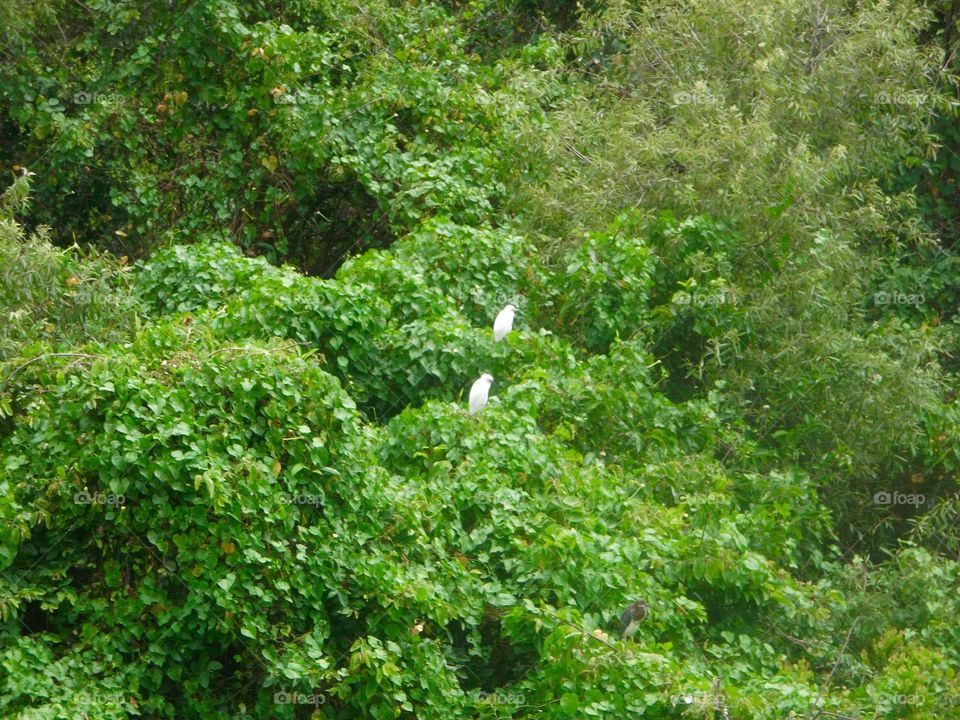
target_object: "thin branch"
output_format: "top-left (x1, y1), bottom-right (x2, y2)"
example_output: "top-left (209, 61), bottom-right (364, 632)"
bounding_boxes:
top-left (205, 342), bottom-right (300, 359)
top-left (766, 622), bottom-right (817, 651)
top-left (545, 609), bottom-right (619, 652)
top-left (809, 617), bottom-right (858, 720)
top-left (564, 143), bottom-right (594, 165)
top-left (2, 353), bottom-right (101, 385)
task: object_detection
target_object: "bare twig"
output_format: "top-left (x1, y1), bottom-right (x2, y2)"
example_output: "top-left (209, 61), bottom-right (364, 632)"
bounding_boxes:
top-left (564, 143), bottom-right (594, 165)
top-left (2, 353), bottom-right (101, 385)
top-left (205, 342), bottom-right (300, 359)
top-left (766, 622), bottom-right (817, 651)
top-left (804, 0), bottom-right (829, 75)
top-left (809, 617), bottom-right (858, 720)
top-left (545, 609), bottom-right (619, 651)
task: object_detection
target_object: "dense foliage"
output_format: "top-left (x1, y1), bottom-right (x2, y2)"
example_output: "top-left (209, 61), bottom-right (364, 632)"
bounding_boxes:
top-left (1, 0), bottom-right (959, 718)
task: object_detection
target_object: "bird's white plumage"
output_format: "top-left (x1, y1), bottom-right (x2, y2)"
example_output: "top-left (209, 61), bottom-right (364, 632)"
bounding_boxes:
top-left (469, 373), bottom-right (494, 415)
top-left (493, 304), bottom-right (516, 342)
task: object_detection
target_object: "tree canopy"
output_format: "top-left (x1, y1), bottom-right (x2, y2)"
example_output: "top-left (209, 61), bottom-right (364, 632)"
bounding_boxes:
top-left (1, 1), bottom-right (959, 718)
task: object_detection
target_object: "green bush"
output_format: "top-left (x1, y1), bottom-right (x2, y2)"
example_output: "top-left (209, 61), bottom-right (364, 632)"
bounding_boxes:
top-left (0, 174), bottom-right (139, 361)
top-left (0, 1), bottom-right (524, 267)
top-left (136, 240), bottom-right (286, 315)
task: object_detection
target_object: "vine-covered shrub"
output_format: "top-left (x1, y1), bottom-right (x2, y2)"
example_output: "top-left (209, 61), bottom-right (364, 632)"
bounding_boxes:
top-left (135, 241), bottom-right (287, 314)
top-left (135, 226), bottom-right (545, 420)
top-left (0, 323), bottom-right (458, 718)
top-left (392, 221), bottom-right (540, 326)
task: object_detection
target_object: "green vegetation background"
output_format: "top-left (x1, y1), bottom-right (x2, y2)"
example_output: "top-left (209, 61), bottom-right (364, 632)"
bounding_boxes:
top-left (1, 0), bottom-right (960, 717)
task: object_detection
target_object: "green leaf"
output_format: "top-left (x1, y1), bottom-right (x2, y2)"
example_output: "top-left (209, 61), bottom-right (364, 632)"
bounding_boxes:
top-left (217, 574), bottom-right (236, 592)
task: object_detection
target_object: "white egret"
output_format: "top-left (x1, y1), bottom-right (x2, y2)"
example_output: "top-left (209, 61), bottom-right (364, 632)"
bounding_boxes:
top-left (493, 304), bottom-right (516, 342)
top-left (468, 373), bottom-right (494, 416)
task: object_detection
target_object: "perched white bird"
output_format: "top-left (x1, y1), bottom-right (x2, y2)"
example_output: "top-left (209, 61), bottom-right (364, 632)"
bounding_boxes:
top-left (493, 304), bottom-right (516, 342)
top-left (469, 373), bottom-right (494, 416)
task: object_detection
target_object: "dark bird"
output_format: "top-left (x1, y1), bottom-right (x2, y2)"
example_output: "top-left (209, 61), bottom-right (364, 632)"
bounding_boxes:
top-left (619, 600), bottom-right (648, 639)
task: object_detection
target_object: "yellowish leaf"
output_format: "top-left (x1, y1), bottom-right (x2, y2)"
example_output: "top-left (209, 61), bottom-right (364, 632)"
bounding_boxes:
top-left (261, 154), bottom-right (279, 172)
